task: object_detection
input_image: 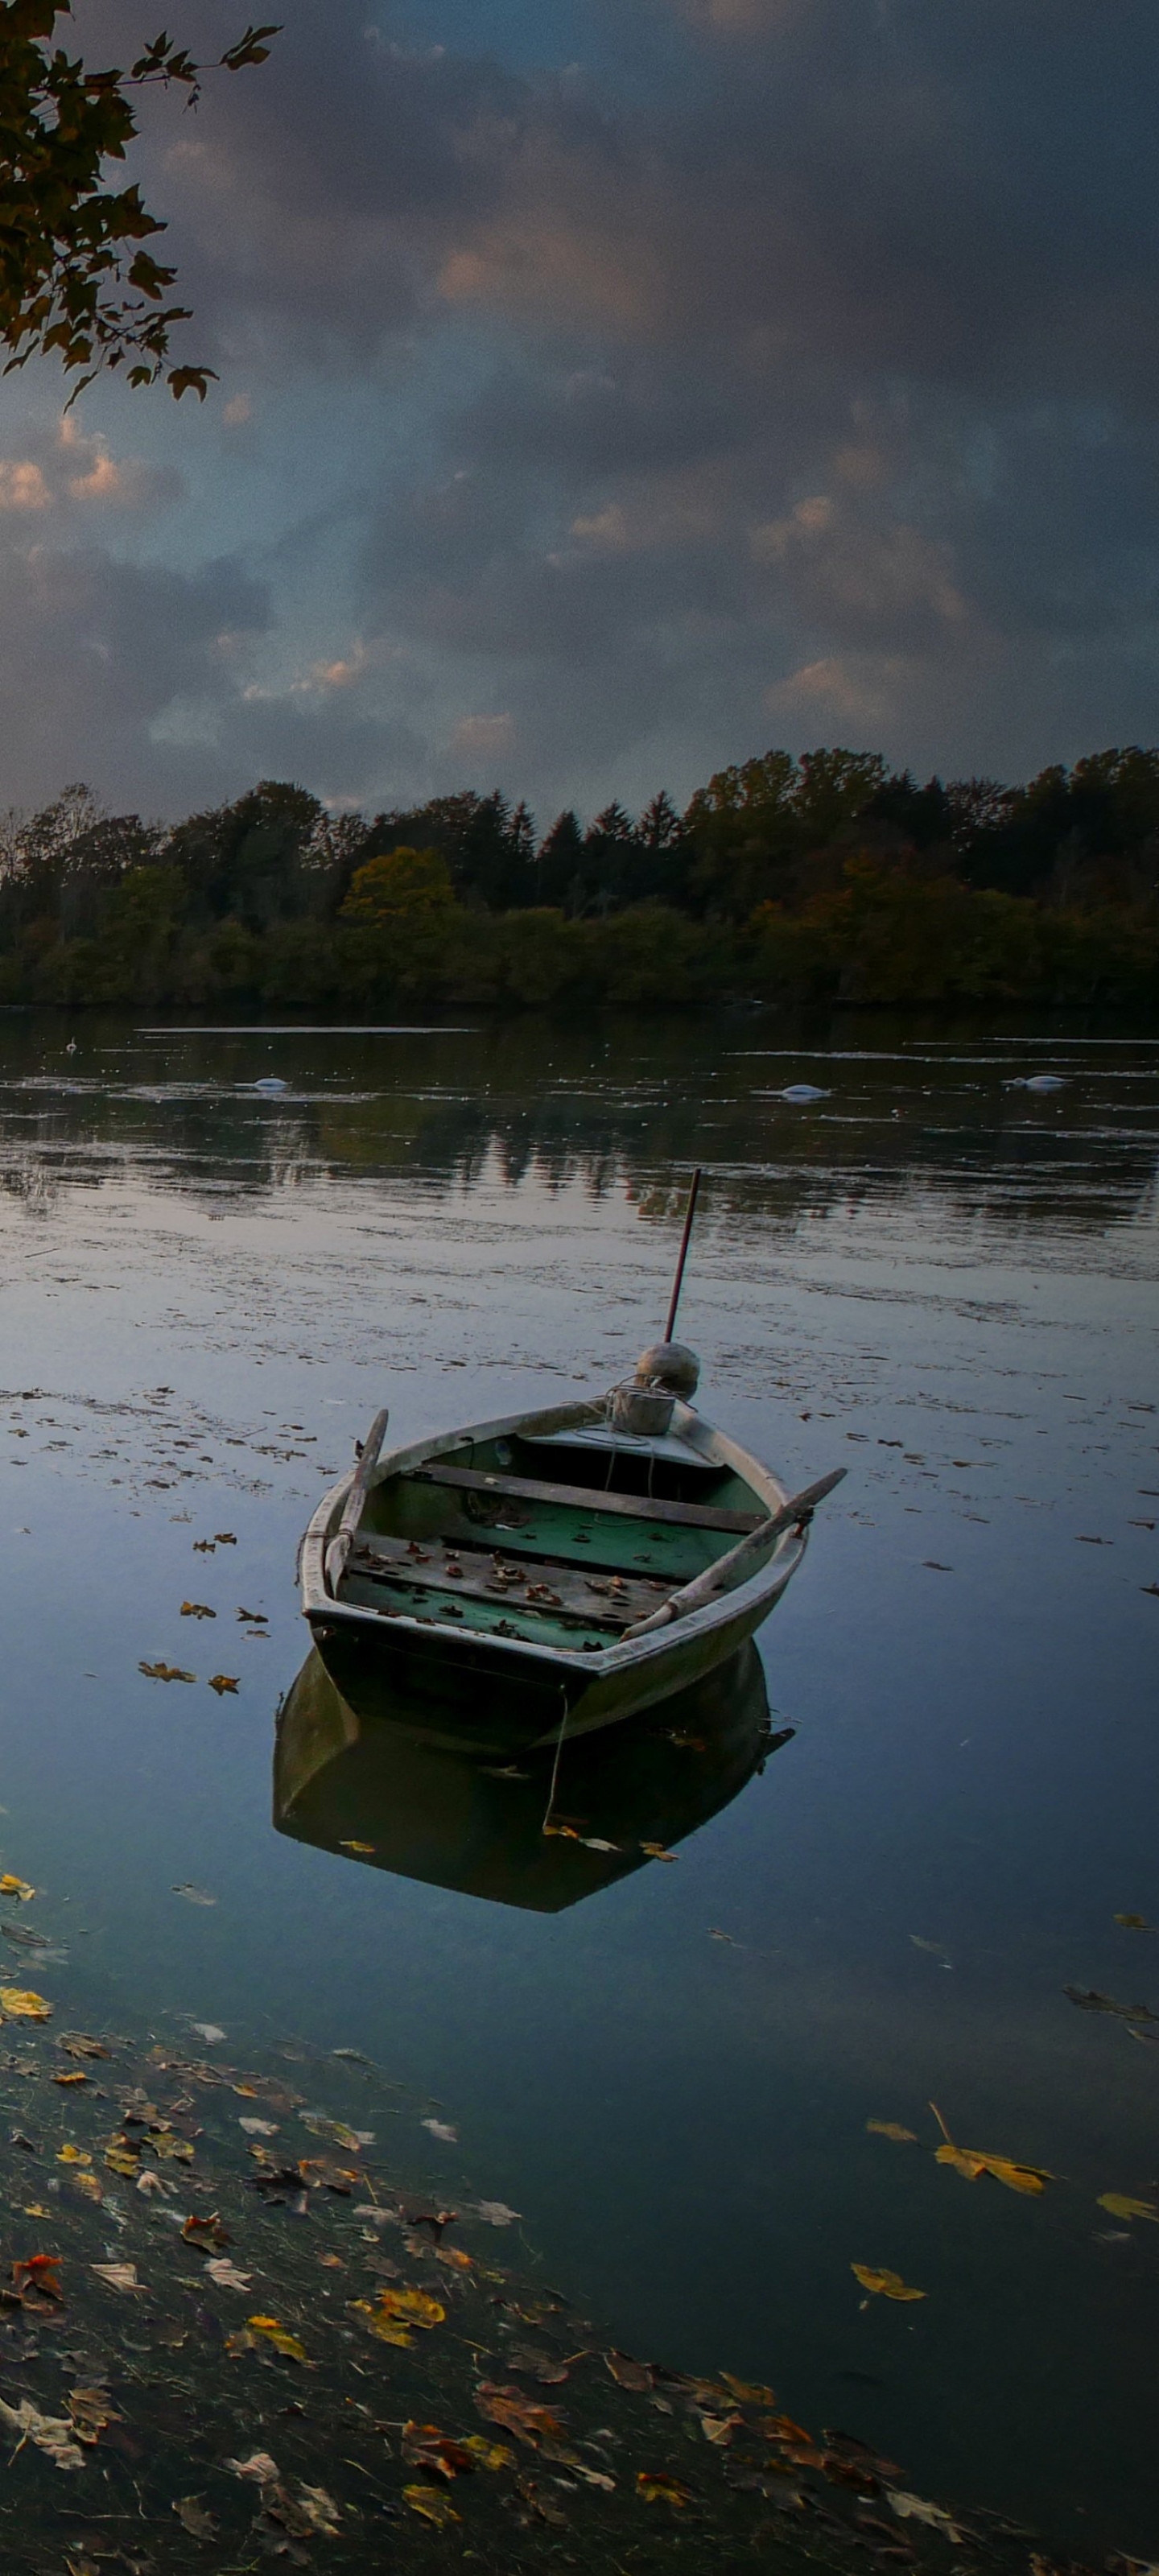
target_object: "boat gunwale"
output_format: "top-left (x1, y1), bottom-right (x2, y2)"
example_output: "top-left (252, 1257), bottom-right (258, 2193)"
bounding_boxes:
top-left (300, 1397), bottom-right (804, 1674)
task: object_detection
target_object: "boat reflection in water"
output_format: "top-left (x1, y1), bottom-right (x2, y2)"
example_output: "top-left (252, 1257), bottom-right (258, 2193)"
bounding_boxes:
top-left (274, 1643), bottom-right (786, 1914)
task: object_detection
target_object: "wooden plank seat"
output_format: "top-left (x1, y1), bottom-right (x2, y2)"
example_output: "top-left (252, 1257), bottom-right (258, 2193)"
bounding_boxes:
top-left (405, 1461), bottom-right (762, 1534)
top-left (347, 1531), bottom-right (671, 1632)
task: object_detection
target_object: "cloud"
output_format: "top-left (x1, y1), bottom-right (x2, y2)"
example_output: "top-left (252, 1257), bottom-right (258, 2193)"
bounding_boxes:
top-left (0, 462), bottom-right (51, 513)
top-left (452, 712), bottom-right (516, 759)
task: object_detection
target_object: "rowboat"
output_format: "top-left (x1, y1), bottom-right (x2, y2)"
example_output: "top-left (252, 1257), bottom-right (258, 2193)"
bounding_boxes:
top-left (274, 1640), bottom-right (786, 1907)
top-left (299, 1340), bottom-right (843, 1753)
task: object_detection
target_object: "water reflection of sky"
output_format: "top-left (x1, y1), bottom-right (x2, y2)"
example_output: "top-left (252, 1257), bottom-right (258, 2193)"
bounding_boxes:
top-left (0, 1010), bottom-right (1155, 2553)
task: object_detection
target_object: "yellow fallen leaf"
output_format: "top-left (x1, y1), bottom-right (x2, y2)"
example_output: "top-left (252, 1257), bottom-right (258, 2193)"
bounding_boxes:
top-left (852, 2264), bottom-right (926, 2301)
top-left (247, 2314), bottom-right (308, 2363)
top-left (640, 1840), bottom-right (677, 1863)
top-left (720, 2373), bottom-right (777, 2406)
top-left (637, 2471), bottom-right (693, 2506)
top-left (462, 2434), bottom-right (515, 2470)
top-left (356, 2286), bottom-right (445, 2347)
top-left (930, 2102), bottom-right (1053, 2194)
top-left (1097, 2192), bottom-right (1159, 2223)
top-left (403, 2484), bottom-right (460, 2526)
top-left (57, 2145), bottom-right (92, 2166)
top-left (0, 1875), bottom-right (35, 1901)
top-left (72, 2172), bottom-right (104, 2202)
top-left (23, 2203), bottom-right (51, 2219)
top-left (340, 1839), bottom-right (375, 1854)
top-left (867, 2121), bottom-right (918, 2142)
top-left (0, 1988), bottom-right (52, 2020)
top-left (208, 1674), bottom-right (239, 1695)
top-left (104, 2144), bottom-right (140, 2178)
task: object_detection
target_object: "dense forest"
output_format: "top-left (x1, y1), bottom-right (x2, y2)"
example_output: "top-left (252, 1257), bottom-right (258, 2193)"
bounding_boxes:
top-left (1, 745), bottom-right (1157, 1012)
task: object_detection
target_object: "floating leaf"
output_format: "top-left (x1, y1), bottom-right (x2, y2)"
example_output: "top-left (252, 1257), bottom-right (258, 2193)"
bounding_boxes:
top-left (0, 2394), bottom-right (85, 2471)
top-left (403, 2422), bottom-right (476, 2479)
top-left (205, 2257), bottom-right (252, 2290)
top-left (0, 1874), bottom-right (35, 1901)
top-left (718, 2374), bottom-right (777, 2407)
top-left (191, 2021), bottom-right (226, 2042)
top-left (227, 2450), bottom-right (279, 2483)
top-left (475, 2381), bottom-right (566, 2446)
top-left (888, 2488), bottom-right (964, 2542)
top-left (172, 1883), bottom-right (217, 1906)
top-left (296, 2485), bottom-right (341, 2534)
top-left (604, 2348), bottom-right (654, 2392)
top-left (403, 2483), bottom-right (460, 2526)
top-left (1114, 1913), bottom-right (1153, 1931)
top-left (356, 2286), bottom-right (446, 2347)
top-left (1, 1988), bottom-right (52, 2020)
top-left (208, 1674), bottom-right (239, 1695)
top-left (239, 2116), bottom-right (278, 2136)
top-left (637, 2471), bottom-right (692, 2507)
top-left (476, 2199), bottom-right (521, 2227)
top-left (53, 2072), bottom-right (89, 2087)
top-left (422, 2117), bottom-right (457, 2142)
top-left (13, 2254), bottom-right (63, 2307)
top-left (173, 2497), bottom-right (217, 2538)
top-left (640, 1840), bottom-right (677, 1862)
top-left (248, 2314), bottom-right (308, 2363)
top-left (57, 2145), bottom-right (92, 2166)
top-left (462, 2434), bottom-right (515, 2470)
top-left (852, 2265), bottom-right (926, 2301)
top-left (180, 1602), bottom-right (216, 1619)
top-left (930, 2103), bottom-right (1053, 2194)
top-left (1063, 1986), bottom-right (1158, 2023)
top-left (104, 2142), bottom-right (141, 2178)
top-left (1097, 2193), bottom-right (1158, 2222)
top-left (867, 2121), bottom-right (918, 2142)
top-left (340, 1839), bottom-right (375, 1854)
top-left (58, 2033), bottom-right (109, 2060)
top-left (68, 2386), bottom-right (118, 2446)
top-left (91, 2262), bottom-right (146, 2294)
top-left (139, 1662), bottom-right (196, 1683)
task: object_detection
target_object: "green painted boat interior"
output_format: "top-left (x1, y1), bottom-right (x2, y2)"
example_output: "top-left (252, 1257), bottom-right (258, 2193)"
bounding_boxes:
top-left (338, 1430), bottom-right (765, 1649)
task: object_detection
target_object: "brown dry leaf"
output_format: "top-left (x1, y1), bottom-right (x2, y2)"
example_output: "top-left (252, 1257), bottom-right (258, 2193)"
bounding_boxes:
top-left (68, 2388), bottom-right (119, 2446)
top-left (295, 2485), bottom-right (341, 2534)
top-left (208, 1674), bottom-right (239, 1695)
top-left (13, 2254), bottom-right (64, 2309)
top-left (699, 2411), bottom-right (742, 2446)
top-left (1097, 2192), bottom-right (1159, 2222)
top-left (761, 2413), bottom-right (814, 2446)
top-left (1114, 1913), bottom-right (1153, 1931)
top-left (148, 2130), bottom-right (193, 2163)
top-left (248, 2314), bottom-right (308, 2363)
top-left (435, 2243), bottom-right (472, 2271)
top-left (182, 2211), bottom-right (229, 2248)
top-left (604, 2347), bottom-right (654, 2392)
top-left (205, 2257), bottom-right (252, 2291)
top-left (720, 2373), bottom-right (777, 2405)
top-left (357, 2285), bottom-right (445, 2347)
top-left (92, 2262), bottom-right (146, 2294)
top-left (403, 2483), bottom-right (460, 2527)
top-left (180, 1603), bottom-right (217, 1620)
top-left (0, 1988), bottom-right (52, 2020)
top-left (340, 1839), bottom-right (375, 1854)
top-left (59, 2033), bottom-right (109, 2060)
top-left (72, 2172), bottom-right (104, 2203)
top-left (0, 2393), bottom-right (85, 2471)
top-left (138, 1662), bottom-right (196, 1683)
top-left (474, 2382), bottom-right (566, 2448)
top-left (227, 2449), bottom-right (279, 2483)
top-left (637, 2471), bottom-right (693, 2507)
top-left (867, 2121), bottom-right (918, 2142)
top-left (0, 1874), bottom-right (35, 1901)
top-left (53, 2071), bottom-right (89, 2087)
top-left (173, 2496), bottom-right (218, 2538)
top-left (508, 2344), bottom-right (569, 2384)
top-left (640, 1840), bottom-right (677, 1862)
top-left (402, 2422), bottom-right (475, 2479)
top-left (852, 2265), bottom-right (926, 2302)
top-left (215, 1532), bottom-right (237, 1545)
top-left (104, 2142), bottom-right (141, 2178)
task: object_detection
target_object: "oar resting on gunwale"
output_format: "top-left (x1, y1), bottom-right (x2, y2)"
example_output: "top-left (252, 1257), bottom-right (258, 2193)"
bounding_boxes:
top-left (621, 1468), bottom-right (846, 1640)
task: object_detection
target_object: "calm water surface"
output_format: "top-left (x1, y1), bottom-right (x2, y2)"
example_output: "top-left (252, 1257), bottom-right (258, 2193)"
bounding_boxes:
top-left (0, 1009), bottom-right (1156, 2549)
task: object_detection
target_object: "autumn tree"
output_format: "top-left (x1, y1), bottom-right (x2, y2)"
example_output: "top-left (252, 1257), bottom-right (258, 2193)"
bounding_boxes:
top-left (0, 3), bottom-right (278, 398)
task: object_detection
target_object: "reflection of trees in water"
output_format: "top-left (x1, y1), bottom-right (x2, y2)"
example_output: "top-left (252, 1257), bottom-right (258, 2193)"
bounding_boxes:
top-left (0, 1012), bottom-right (1153, 1240)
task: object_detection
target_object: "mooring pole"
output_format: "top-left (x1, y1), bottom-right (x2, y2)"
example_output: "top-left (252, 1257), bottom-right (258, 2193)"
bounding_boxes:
top-left (663, 1166), bottom-right (702, 1343)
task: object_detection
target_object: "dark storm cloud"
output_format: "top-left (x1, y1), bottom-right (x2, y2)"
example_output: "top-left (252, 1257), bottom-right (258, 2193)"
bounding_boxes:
top-left (5, 0), bottom-right (1158, 810)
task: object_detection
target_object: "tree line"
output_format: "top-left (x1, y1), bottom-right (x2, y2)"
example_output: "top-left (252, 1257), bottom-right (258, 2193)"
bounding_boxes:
top-left (1, 746), bottom-right (1157, 1013)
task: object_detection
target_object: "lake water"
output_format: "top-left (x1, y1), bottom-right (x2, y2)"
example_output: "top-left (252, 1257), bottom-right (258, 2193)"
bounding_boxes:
top-left (0, 1006), bottom-right (1155, 2561)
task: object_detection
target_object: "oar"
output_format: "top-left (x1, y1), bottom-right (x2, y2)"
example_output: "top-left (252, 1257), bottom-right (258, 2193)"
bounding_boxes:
top-left (325, 1406), bottom-right (390, 1594)
top-left (621, 1467), bottom-right (846, 1640)
top-left (664, 1166), bottom-right (702, 1344)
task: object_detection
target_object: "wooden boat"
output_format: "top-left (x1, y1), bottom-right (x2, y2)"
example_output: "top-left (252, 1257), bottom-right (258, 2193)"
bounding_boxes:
top-left (300, 1342), bottom-right (843, 1752)
top-left (274, 1641), bottom-right (786, 1909)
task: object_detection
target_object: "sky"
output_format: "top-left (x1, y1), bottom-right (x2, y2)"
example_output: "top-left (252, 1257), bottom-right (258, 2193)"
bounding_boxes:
top-left (1, 0), bottom-right (1157, 826)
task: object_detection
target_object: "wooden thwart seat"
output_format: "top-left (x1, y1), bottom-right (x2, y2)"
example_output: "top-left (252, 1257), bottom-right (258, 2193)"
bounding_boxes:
top-left (406, 1461), bottom-right (761, 1534)
top-left (348, 1532), bottom-right (670, 1631)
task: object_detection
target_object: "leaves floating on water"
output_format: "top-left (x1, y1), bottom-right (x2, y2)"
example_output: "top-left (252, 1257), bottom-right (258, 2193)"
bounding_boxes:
top-left (355, 2285), bottom-right (446, 2347)
top-left (139, 1662), bottom-right (196, 1683)
top-left (930, 2103), bottom-right (1054, 2194)
top-left (91, 2261), bottom-right (146, 2294)
top-left (889, 2489), bottom-right (965, 2542)
top-left (227, 2449), bottom-right (280, 2483)
top-left (340, 1837), bottom-right (375, 1853)
top-left (58, 2032), bottom-right (109, 2059)
top-left (205, 2256), bottom-right (253, 2289)
top-left (180, 1601), bottom-right (216, 1619)
top-left (1114, 1913), bottom-right (1154, 1931)
top-left (475, 2381), bottom-right (566, 2446)
top-left (1, 1988), bottom-right (52, 2020)
top-left (208, 1674), bottom-right (239, 1695)
top-left (476, 2199), bottom-right (521, 2227)
top-left (852, 2266), bottom-right (926, 2301)
top-left (637, 2471), bottom-right (693, 2507)
top-left (248, 2313), bottom-right (308, 2362)
top-left (402, 2421), bottom-right (476, 2479)
top-left (12, 2253), bottom-right (64, 2309)
top-left (1096, 2193), bottom-right (1158, 2222)
top-left (173, 2497), bottom-right (218, 2538)
top-left (172, 1883), bottom-right (217, 1906)
top-left (640, 1840), bottom-right (677, 1862)
top-left (404, 2483), bottom-right (460, 2526)
top-left (423, 2116), bottom-right (458, 2143)
top-left (1064, 1986), bottom-right (1158, 2022)
top-left (867, 2121), bottom-right (918, 2142)
top-left (0, 2394), bottom-right (86, 2471)
top-left (0, 1874), bottom-right (35, 1901)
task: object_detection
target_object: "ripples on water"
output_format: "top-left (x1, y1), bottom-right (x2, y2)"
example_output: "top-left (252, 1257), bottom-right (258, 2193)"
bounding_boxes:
top-left (0, 1007), bottom-right (1155, 2559)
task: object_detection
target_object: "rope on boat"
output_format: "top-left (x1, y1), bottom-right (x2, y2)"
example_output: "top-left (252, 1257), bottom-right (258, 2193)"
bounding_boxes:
top-left (541, 1685), bottom-right (572, 1838)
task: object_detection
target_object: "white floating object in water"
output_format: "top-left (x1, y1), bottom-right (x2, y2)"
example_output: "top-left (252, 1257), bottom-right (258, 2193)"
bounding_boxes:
top-left (1007, 1074), bottom-right (1067, 1092)
top-left (778, 1083), bottom-right (829, 1103)
top-left (252, 1075), bottom-right (289, 1094)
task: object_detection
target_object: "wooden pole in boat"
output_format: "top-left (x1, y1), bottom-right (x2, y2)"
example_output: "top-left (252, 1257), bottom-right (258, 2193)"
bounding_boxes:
top-left (663, 1166), bottom-right (702, 1344)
